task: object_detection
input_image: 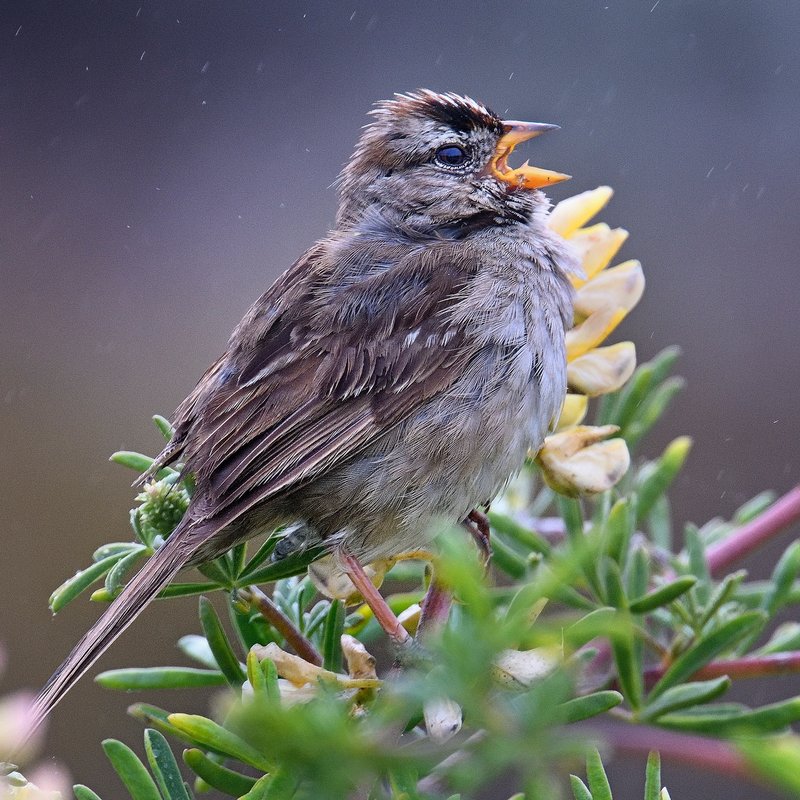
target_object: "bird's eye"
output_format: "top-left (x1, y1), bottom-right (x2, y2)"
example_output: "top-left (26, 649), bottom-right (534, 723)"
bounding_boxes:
top-left (434, 144), bottom-right (469, 168)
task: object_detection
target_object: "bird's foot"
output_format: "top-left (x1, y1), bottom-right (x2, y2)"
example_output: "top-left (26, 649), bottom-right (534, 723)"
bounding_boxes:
top-left (463, 507), bottom-right (492, 567)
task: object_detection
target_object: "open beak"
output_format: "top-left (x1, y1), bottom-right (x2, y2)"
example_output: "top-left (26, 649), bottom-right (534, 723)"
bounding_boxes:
top-left (489, 120), bottom-right (570, 190)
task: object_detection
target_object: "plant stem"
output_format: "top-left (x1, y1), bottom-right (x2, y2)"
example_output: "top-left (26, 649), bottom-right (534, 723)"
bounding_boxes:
top-left (585, 720), bottom-right (750, 779)
top-left (707, 485), bottom-right (800, 577)
top-left (245, 585), bottom-right (323, 666)
top-left (641, 650), bottom-right (800, 686)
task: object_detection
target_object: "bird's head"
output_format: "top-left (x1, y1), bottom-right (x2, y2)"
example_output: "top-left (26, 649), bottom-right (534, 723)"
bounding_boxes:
top-left (336, 90), bottom-right (570, 230)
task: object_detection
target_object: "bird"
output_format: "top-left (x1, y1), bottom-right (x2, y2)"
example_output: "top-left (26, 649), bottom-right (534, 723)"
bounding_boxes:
top-left (28, 89), bottom-right (578, 735)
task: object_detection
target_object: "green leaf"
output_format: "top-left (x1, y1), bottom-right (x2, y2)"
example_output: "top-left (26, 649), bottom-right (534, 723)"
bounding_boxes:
top-left (635, 437), bottom-right (692, 524)
top-left (565, 608), bottom-right (619, 649)
top-left (111, 450), bottom-right (176, 479)
top-left (49, 553), bottom-right (125, 613)
top-left (764, 541), bottom-right (800, 617)
top-left (198, 596), bottom-right (246, 688)
top-left (196, 559), bottom-right (233, 587)
top-left (646, 494), bottom-right (672, 551)
top-left (236, 545), bottom-right (326, 586)
top-left (128, 704), bottom-right (200, 748)
top-left (684, 523), bottom-right (711, 607)
top-left (603, 498), bottom-right (632, 566)
top-left (153, 414), bottom-right (175, 442)
top-left (104, 547), bottom-right (146, 596)
top-left (624, 544), bottom-right (650, 604)
top-left (240, 535), bottom-right (280, 577)
top-left (144, 729), bottom-right (191, 800)
top-left (586, 749), bottom-right (612, 800)
top-left (644, 751), bottom-right (661, 800)
top-left (157, 582), bottom-right (218, 600)
top-left (261, 658), bottom-right (280, 703)
top-left (569, 775), bottom-right (593, 800)
top-left (73, 787), bottom-right (104, 800)
top-left (660, 696), bottom-right (800, 735)
top-left (629, 577), bottom-right (697, 613)
top-left (96, 667), bottom-right (226, 691)
top-left (640, 676), bottom-right (731, 721)
top-left (558, 691), bottom-right (623, 723)
top-left (183, 748), bottom-right (257, 797)
top-left (756, 622), bottom-right (800, 655)
top-left (649, 611), bottom-right (766, 699)
top-left (697, 570), bottom-right (746, 630)
top-left (93, 542), bottom-right (139, 562)
top-left (102, 739), bottom-right (161, 800)
top-left (625, 376), bottom-right (685, 448)
top-left (322, 600), bottom-right (346, 673)
top-left (167, 714), bottom-right (272, 771)
top-left (489, 535), bottom-right (528, 579)
top-left (488, 511), bottom-right (551, 556)
top-left (738, 734), bottom-right (800, 795)
top-left (558, 497), bottom-right (585, 544)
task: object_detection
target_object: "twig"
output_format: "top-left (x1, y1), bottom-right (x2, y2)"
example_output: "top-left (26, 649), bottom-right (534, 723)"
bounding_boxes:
top-left (707, 485), bottom-right (800, 577)
top-left (245, 585), bottom-right (323, 667)
top-left (641, 650), bottom-right (800, 687)
top-left (585, 720), bottom-right (750, 779)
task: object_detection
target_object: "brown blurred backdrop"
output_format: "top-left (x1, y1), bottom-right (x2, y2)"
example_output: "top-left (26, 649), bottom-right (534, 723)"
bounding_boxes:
top-left (1, 2), bottom-right (799, 797)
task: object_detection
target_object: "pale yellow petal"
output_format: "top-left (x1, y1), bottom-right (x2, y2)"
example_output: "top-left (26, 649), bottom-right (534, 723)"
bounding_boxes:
top-left (554, 393), bottom-right (588, 432)
top-left (397, 602), bottom-right (422, 635)
top-left (567, 342), bottom-right (637, 397)
top-left (574, 259), bottom-right (645, 319)
top-left (492, 648), bottom-right (557, 688)
top-left (251, 642), bottom-right (338, 687)
top-left (569, 224), bottom-right (629, 287)
top-left (536, 425), bottom-right (630, 497)
top-left (566, 307), bottom-right (627, 360)
top-left (308, 555), bottom-right (394, 601)
top-left (547, 186), bottom-right (614, 237)
top-left (340, 634), bottom-right (377, 680)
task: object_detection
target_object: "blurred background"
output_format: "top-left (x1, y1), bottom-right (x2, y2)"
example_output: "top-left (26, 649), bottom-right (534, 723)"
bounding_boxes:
top-left (1, 1), bottom-right (799, 797)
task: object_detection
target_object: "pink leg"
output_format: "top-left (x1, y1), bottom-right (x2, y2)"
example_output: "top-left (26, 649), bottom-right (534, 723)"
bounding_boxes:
top-left (464, 508), bottom-right (492, 566)
top-left (340, 550), bottom-right (411, 646)
top-left (417, 577), bottom-right (452, 640)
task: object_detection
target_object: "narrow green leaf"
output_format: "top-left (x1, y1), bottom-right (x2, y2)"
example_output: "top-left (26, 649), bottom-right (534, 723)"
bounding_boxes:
top-left (167, 714), bottom-right (272, 771)
top-left (73, 787), bottom-right (104, 800)
top-left (603, 498), bottom-right (632, 566)
top-left (733, 491), bottom-right (776, 524)
top-left (684, 523), bottom-right (711, 606)
top-left (177, 635), bottom-right (217, 669)
top-left (647, 494), bottom-right (672, 551)
top-left (93, 542), bottom-right (139, 562)
top-left (96, 667), bottom-right (226, 691)
top-left (236, 545), bottom-right (326, 586)
top-left (128, 704), bottom-right (203, 750)
top-left (198, 596), bottom-right (246, 688)
top-left (157, 582), bottom-right (218, 600)
top-left (612, 361), bottom-right (655, 431)
top-left (629, 577), bottom-right (697, 614)
top-left (488, 511), bottom-right (551, 555)
top-left (635, 437), bottom-right (692, 524)
top-left (756, 622), bottom-right (800, 655)
top-left (144, 729), bottom-right (191, 800)
top-left (111, 450), bottom-right (176, 479)
top-left (603, 559), bottom-right (627, 610)
top-left (105, 547), bottom-right (146, 596)
top-left (586, 748), bottom-right (612, 800)
top-left (49, 553), bottom-right (124, 613)
top-left (698, 571), bottom-right (746, 630)
top-left (261, 658), bottom-right (280, 703)
top-left (196, 560), bottom-right (233, 587)
top-left (153, 414), bottom-right (175, 442)
top-left (660, 696), bottom-right (800, 735)
top-left (624, 544), bottom-right (650, 604)
top-left (239, 774), bottom-right (272, 800)
top-left (102, 739), bottom-right (161, 800)
top-left (228, 543), bottom-right (248, 579)
top-left (558, 497), bottom-right (585, 544)
top-left (569, 775), bottom-right (593, 800)
top-left (246, 649), bottom-right (267, 699)
top-left (322, 600), bottom-right (345, 673)
top-left (611, 623), bottom-right (643, 710)
top-left (558, 691), bottom-right (623, 723)
top-left (565, 608), bottom-right (619, 649)
top-left (489, 535), bottom-right (528, 579)
top-left (240, 535), bottom-right (280, 577)
top-left (183, 748), bottom-right (257, 796)
top-left (625, 376), bottom-right (685, 448)
top-left (764, 541), bottom-right (800, 617)
top-left (644, 751), bottom-right (661, 800)
top-left (640, 677), bottom-right (731, 721)
top-left (649, 611), bottom-right (766, 699)
top-left (738, 734), bottom-right (800, 795)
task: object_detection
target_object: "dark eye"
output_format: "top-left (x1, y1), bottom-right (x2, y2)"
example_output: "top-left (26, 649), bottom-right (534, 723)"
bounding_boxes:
top-left (435, 144), bottom-right (469, 167)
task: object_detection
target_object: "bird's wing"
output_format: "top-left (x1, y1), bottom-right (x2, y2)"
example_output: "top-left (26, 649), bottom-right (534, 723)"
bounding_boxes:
top-left (159, 239), bottom-right (480, 523)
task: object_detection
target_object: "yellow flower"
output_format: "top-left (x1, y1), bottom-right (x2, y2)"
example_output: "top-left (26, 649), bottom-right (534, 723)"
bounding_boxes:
top-left (540, 187), bottom-right (642, 494)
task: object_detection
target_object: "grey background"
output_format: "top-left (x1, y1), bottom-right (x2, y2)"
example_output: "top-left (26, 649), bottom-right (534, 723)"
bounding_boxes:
top-left (1, 1), bottom-right (799, 797)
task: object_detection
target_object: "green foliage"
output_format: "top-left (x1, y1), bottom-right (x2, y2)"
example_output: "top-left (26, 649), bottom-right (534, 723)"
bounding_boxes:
top-left (24, 348), bottom-right (800, 800)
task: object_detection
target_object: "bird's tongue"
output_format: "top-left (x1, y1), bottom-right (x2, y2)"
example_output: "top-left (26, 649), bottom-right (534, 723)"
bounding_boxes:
top-left (490, 121), bottom-right (570, 190)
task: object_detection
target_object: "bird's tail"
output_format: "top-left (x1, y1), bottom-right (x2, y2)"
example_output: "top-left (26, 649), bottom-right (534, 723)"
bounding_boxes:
top-left (25, 518), bottom-right (217, 742)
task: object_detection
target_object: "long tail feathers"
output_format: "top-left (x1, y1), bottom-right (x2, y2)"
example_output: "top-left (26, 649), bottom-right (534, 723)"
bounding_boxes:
top-left (25, 518), bottom-right (217, 742)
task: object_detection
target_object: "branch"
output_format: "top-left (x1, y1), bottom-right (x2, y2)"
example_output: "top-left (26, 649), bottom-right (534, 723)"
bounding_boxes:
top-left (641, 651), bottom-right (800, 687)
top-left (244, 585), bottom-right (323, 666)
top-left (707, 485), bottom-right (800, 577)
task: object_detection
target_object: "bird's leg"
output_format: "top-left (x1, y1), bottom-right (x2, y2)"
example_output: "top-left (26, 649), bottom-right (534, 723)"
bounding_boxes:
top-left (463, 507), bottom-right (492, 566)
top-left (339, 550), bottom-right (411, 646)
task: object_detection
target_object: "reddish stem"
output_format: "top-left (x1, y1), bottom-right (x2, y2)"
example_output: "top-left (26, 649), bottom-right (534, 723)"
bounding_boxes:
top-left (641, 650), bottom-right (800, 688)
top-left (588, 720), bottom-right (750, 779)
top-left (707, 485), bottom-right (800, 577)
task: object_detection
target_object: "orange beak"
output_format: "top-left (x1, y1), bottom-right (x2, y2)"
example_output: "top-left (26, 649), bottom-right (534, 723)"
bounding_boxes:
top-left (489, 120), bottom-right (570, 190)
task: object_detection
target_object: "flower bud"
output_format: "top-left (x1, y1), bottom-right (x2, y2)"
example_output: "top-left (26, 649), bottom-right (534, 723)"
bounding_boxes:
top-left (135, 479), bottom-right (189, 539)
top-left (536, 425), bottom-right (630, 497)
top-left (567, 342), bottom-right (637, 397)
top-left (308, 555), bottom-right (394, 602)
top-left (423, 697), bottom-right (463, 743)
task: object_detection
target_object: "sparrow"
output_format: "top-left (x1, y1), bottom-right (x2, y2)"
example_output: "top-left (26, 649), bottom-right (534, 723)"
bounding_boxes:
top-left (29, 90), bottom-right (577, 733)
